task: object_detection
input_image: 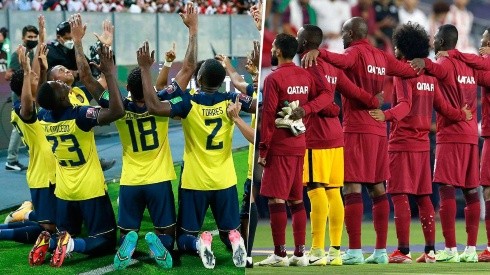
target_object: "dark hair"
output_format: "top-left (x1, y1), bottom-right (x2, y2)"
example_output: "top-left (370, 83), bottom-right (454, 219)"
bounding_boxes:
top-left (302, 24), bottom-right (323, 48)
top-left (22, 25), bottom-right (39, 37)
top-left (199, 59), bottom-right (226, 88)
top-left (439, 24), bottom-right (458, 48)
top-left (0, 27), bottom-right (8, 39)
top-left (10, 69), bottom-right (24, 97)
top-left (393, 22), bottom-right (430, 59)
top-left (37, 82), bottom-right (57, 110)
top-left (193, 60), bottom-right (206, 82)
top-left (433, 0), bottom-right (450, 14)
top-left (127, 67), bottom-right (143, 100)
top-left (47, 67), bottom-right (56, 81)
top-left (274, 33), bottom-right (298, 60)
top-left (56, 21), bottom-right (70, 36)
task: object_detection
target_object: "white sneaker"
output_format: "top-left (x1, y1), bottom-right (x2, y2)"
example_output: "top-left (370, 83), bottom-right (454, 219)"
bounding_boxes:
top-left (228, 230), bottom-right (247, 267)
top-left (255, 254), bottom-right (289, 267)
top-left (289, 254), bottom-right (309, 266)
top-left (198, 231), bottom-right (215, 269)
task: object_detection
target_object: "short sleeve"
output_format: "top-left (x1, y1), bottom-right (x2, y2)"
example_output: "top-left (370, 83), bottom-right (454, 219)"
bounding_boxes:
top-left (75, 106), bottom-right (100, 132)
top-left (230, 92), bottom-right (253, 111)
top-left (14, 101), bottom-right (37, 124)
top-left (245, 83), bottom-right (255, 97)
top-left (169, 93), bottom-right (192, 118)
top-left (157, 81), bottom-right (185, 101)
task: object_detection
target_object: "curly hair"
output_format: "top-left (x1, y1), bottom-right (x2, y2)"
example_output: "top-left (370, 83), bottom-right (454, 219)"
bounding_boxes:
top-left (393, 22), bottom-right (430, 60)
top-left (10, 69), bottom-right (25, 97)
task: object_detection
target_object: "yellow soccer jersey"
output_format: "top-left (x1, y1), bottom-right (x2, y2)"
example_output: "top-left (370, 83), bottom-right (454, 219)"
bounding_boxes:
top-left (116, 98), bottom-right (176, 185)
top-left (69, 86), bottom-right (90, 106)
top-left (11, 103), bottom-right (55, 188)
top-left (169, 91), bottom-right (254, 190)
top-left (38, 106), bottom-right (105, 201)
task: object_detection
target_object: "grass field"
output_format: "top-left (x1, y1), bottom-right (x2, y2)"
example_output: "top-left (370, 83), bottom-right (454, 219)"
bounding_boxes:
top-left (250, 219), bottom-right (490, 274)
top-left (0, 148), bottom-right (249, 275)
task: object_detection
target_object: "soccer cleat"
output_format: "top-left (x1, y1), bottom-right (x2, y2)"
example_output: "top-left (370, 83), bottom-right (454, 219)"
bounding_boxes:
top-left (289, 254), bottom-right (309, 266)
top-left (50, 231), bottom-right (71, 267)
top-left (246, 256), bottom-right (254, 268)
top-left (145, 232), bottom-right (173, 268)
top-left (4, 201), bottom-right (33, 223)
top-left (255, 254), bottom-right (289, 267)
top-left (5, 161), bottom-right (27, 171)
top-left (198, 231), bottom-right (215, 269)
top-left (326, 247), bottom-right (342, 266)
top-left (416, 250), bottom-right (436, 263)
top-left (228, 229), bottom-right (246, 267)
top-left (459, 248), bottom-right (478, 263)
top-left (29, 231), bottom-right (51, 266)
top-left (341, 249), bottom-right (365, 265)
top-left (435, 250), bottom-right (460, 263)
top-left (388, 250), bottom-right (412, 263)
top-left (365, 251), bottom-right (389, 264)
top-left (478, 249), bottom-right (490, 262)
top-left (113, 231), bottom-right (138, 270)
top-left (307, 248), bottom-right (327, 266)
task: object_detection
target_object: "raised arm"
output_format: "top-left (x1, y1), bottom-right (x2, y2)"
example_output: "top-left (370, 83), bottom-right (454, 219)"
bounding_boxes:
top-left (36, 43), bottom-right (49, 98)
top-left (227, 98), bottom-right (255, 144)
top-left (18, 46), bottom-right (35, 120)
top-left (155, 42), bottom-right (176, 91)
top-left (96, 45), bottom-right (124, 124)
top-left (31, 15), bottom-right (46, 79)
top-left (173, 2), bottom-right (198, 90)
top-left (216, 54), bottom-right (250, 94)
top-left (250, 1), bottom-right (262, 32)
top-left (71, 13), bottom-right (109, 103)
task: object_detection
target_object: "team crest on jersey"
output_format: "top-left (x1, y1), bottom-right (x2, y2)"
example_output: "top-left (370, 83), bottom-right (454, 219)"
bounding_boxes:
top-left (86, 107), bottom-right (99, 119)
top-left (76, 95), bottom-right (85, 103)
top-left (165, 83), bottom-right (178, 94)
top-left (238, 93), bottom-right (252, 103)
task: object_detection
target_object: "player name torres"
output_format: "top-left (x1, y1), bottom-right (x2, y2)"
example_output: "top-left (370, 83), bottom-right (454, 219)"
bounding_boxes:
top-left (44, 124), bottom-right (70, 133)
top-left (202, 107), bottom-right (224, 117)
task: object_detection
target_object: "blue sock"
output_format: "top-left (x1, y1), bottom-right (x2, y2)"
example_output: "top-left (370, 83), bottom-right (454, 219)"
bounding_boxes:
top-left (73, 238), bottom-right (87, 253)
top-left (28, 211), bottom-right (37, 222)
top-left (177, 234), bottom-right (197, 252)
top-left (0, 229), bottom-right (15, 240)
top-left (49, 236), bottom-right (57, 251)
top-left (157, 234), bottom-right (174, 250)
top-left (12, 225), bottom-right (43, 243)
top-left (0, 221), bottom-right (38, 229)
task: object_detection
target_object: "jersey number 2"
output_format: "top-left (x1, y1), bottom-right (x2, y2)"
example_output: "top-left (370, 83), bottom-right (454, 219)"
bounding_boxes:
top-left (205, 118), bottom-right (223, 150)
top-left (126, 117), bottom-right (159, 152)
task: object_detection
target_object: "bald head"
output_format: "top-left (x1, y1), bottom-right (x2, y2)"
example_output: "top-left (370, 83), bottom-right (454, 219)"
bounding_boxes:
top-left (433, 24), bottom-right (458, 53)
top-left (341, 17), bottom-right (368, 48)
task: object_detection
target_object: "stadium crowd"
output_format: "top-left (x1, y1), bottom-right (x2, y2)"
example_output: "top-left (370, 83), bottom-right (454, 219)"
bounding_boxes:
top-left (0, 0), bottom-right (255, 14)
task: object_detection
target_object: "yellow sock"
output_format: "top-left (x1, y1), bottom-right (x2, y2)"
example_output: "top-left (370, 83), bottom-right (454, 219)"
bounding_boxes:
top-left (326, 188), bottom-right (344, 247)
top-left (307, 188), bottom-right (328, 250)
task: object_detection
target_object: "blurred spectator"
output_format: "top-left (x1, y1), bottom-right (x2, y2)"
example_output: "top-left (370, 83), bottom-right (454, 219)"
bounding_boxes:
top-left (351, 0), bottom-right (378, 37)
top-left (398, 0), bottom-right (428, 31)
top-left (446, 0), bottom-right (476, 53)
top-left (0, 27), bottom-right (9, 71)
top-left (282, 0), bottom-right (317, 36)
top-left (31, 0), bottom-right (43, 10)
top-left (16, 0), bottom-right (32, 11)
top-left (310, 0), bottom-right (350, 53)
top-left (68, 0), bottom-right (85, 11)
top-left (428, 0), bottom-right (450, 48)
top-left (374, 0), bottom-right (398, 39)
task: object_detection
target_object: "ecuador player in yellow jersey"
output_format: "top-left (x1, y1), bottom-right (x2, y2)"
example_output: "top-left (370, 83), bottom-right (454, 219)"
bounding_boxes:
top-left (137, 42), bottom-right (256, 269)
top-left (111, 4), bottom-right (198, 270)
top-left (32, 45), bottom-right (124, 268)
top-left (0, 45), bottom-right (57, 247)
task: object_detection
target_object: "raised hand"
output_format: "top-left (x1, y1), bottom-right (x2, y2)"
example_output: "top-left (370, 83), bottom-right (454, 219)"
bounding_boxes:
top-left (252, 40), bottom-right (260, 68)
top-left (368, 109), bottom-right (385, 122)
top-left (98, 44), bottom-right (115, 74)
top-left (301, 49), bottom-right (319, 68)
top-left (137, 41), bottom-right (155, 69)
top-left (69, 13), bottom-right (87, 43)
top-left (227, 96), bottom-right (242, 121)
top-left (38, 43), bottom-right (49, 71)
top-left (250, 2), bottom-right (262, 31)
top-left (94, 20), bottom-right (114, 46)
top-left (215, 54), bottom-right (230, 69)
top-left (165, 42), bottom-right (176, 62)
top-left (38, 15), bottom-right (46, 45)
top-left (479, 46), bottom-right (490, 56)
top-left (436, 50), bottom-right (449, 59)
top-left (17, 45), bottom-right (31, 72)
top-left (179, 2), bottom-right (197, 31)
top-left (461, 104), bottom-right (473, 121)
